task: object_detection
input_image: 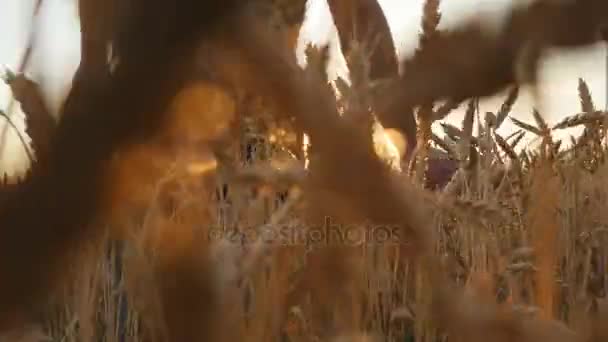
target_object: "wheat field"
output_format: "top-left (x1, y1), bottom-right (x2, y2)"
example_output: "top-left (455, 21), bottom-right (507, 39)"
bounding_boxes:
top-left (0, 0), bottom-right (607, 341)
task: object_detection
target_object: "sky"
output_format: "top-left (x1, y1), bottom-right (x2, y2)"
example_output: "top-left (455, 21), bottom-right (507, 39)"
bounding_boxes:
top-left (0, 0), bottom-right (606, 176)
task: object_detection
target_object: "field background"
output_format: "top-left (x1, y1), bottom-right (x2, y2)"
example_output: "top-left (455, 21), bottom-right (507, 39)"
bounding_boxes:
top-left (0, 0), bottom-right (605, 176)
top-left (0, 1), bottom-right (607, 341)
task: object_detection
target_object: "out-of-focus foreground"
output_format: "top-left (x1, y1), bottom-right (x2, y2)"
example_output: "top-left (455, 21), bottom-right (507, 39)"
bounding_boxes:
top-left (0, 0), bottom-right (608, 341)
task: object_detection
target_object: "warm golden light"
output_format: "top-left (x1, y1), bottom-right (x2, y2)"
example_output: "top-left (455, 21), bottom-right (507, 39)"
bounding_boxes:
top-left (186, 159), bottom-right (218, 176)
top-left (302, 133), bottom-right (310, 169)
top-left (371, 118), bottom-right (402, 172)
